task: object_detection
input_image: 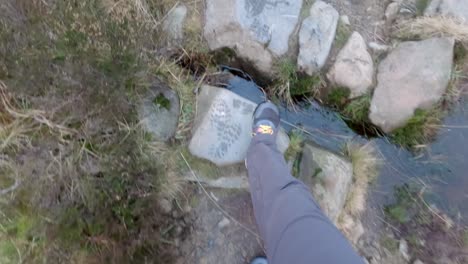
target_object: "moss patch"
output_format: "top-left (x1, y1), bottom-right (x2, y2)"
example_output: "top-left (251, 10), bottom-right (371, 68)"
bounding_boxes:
top-left (383, 183), bottom-right (466, 262)
top-left (342, 94), bottom-right (371, 123)
top-left (334, 21), bottom-right (352, 51)
top-left (327, 87), bottom-right (350, 108)
top-left (380, 235), bottom-right (399, 253)
top-left (391, 108), bottom-right (441, 148)
top-left (154, 93), bottom-right (171, 110)
top-left (416, 0), bottom-right (430, 16)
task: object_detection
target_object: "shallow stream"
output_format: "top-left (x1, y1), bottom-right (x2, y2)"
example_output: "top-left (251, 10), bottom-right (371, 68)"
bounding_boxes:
top-left (225, 73), bottom-right (468, 224)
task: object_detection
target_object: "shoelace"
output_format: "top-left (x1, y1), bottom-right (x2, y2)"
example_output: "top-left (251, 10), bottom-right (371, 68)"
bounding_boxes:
top-left (253, 125), bottom-right (274, 136)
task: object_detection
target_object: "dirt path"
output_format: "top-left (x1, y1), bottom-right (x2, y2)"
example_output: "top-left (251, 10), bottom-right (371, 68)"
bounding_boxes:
top-left (178, 189), bottom-right (263, 264)
top-left (327, 0), bottom-right (391, 43)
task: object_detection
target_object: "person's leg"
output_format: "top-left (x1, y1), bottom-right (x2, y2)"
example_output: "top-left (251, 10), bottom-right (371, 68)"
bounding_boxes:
top-left (246, 102), bottom-right (363, 264)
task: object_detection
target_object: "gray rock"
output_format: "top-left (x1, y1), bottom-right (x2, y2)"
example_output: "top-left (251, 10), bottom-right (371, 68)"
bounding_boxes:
top-left (369, 37), bottom-right (454, 132)
top-left (299, 142), bottom-right (353, 222)
top-left (385, 2), bottom-right (400, 23)
top-left (138, 81), bottom-right (180, 141)
top-left (327, 32), bottom-right (374, 98)
top-left (413, 260), bottom-right (424, 264)
top-left (189, 85), bottom-right (289, 166)
top-left (218, 217), bottom-right (231, 229)
top-left (399, 239), bottom-right (410, 261)
top-left (163, 4), bottom-right (188, 41)
top-left (425, 0), bottom-right (468, 22)
top-left (190, 176), bottom-right (250, 189)
top-left (298, 1), bottom-right (339, 75)
top-left (159, 198), bottom-right (173, 215)
top-left (204, 0), bottom-right (303, 75)
top-left (368, 41), bottom-right (391, 54)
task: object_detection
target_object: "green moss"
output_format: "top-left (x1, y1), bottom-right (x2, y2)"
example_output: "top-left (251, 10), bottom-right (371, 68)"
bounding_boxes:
top-left (387, 206), bottom-right (409, 224)
top-left (327, 87), bottom-right (350, 108)
top-left (0, 240), bottom-right (19, 264)
top-left (0, 174), bottom-right (15, 190)
top-left (284, 130), bottom-right (304, 161)
top-left (285, 130), bottom-right (305, 176)
top-left (463, 230), bottom-right (468, 247)
top-left (57, 207), bottom-right (87, 244)
top-left (212, 47), bottom-right (237, 64)
top-left (57, 30), bottom-right (88, 54)
top-left (384, 184), bottom-right (416, 224)
top-left (454, 43), bottom-right (467, 65)
top-left (342, 94), bottom-right (371, 123)
top-left (291, 75), bottom-right (323, 96)
top-left (416, 0), bottom-right (430, 15)
top-left (0, 211), bottom-right (45, 263)
top-left (391, 108), bottom-right (440, 147)
top-left (154, 93), bottom-right (171, 110)
top-left (334, 21), bottom-right (352, 50)
top-left (380, 235), bottom-right (399, 253)
top-left (275, 59), bottom-right (322, 97)
top-left (300, 0), bottom-right (315, 18)
top-left (277, 59), bottom-right (297, 84)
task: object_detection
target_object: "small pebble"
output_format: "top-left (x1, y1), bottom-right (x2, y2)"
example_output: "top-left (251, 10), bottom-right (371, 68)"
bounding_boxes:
top-left (340, 15), bottom-right (351, 26)
top-left (159, 198), bottom-right (173, 215)
top-left (218, 217), bottom-right (231, 229)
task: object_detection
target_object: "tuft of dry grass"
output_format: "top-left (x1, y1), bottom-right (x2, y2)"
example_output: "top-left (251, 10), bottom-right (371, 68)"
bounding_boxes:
top-left (0, 157), bottom-right (20, 196)
top-left (116, 119), bottom-right (186, 200)
top-left (0, 82), bottom-right (30, 152)
top-left (0, 81), bottom-right (76, 152)
top-left (395, 16), bottom-right (468, 44)
top-left (284, 129), bottom-right (304, 162)
top-left (443, 65), bottom-right (467, 104)
top-left (343, 142), bottom-right (381, 216)
top-left (272, 59), bottom-right (297, 108)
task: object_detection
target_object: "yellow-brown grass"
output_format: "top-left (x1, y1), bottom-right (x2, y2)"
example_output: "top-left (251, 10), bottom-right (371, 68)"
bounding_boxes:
top-left (0, 81), bottom-right (75, 152)
top-left (344, 142), bottom-right (381, 216)
top-left (396, 16), bottom-right (468, 44)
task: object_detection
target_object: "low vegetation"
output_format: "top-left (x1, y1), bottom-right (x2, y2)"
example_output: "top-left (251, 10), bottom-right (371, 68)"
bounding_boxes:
top-left (334, 20), bottom-right (352, 51)
top-left (343, 142), bottom-right (380, 216)
top-left (271, 59), bottom-right (324, 107)
top-left (284, 129), bottom-right (305, 177)
top-left (415, 0), bottom-right (430, 16)
top-left (391, 108), bottom-right (442, 148)
top-left (326, 87), bottom-right (351, 108)
top-left (395, 16), bottom-right (468, 44)
top-left (325, 89), bottom-right (376, 135)
top-left (285, 129), bottom-right (304, 162)
top-left (0, 0), bottom-right (207, 262)
top-left (384, 184), bottom-right (468, 263)
top-left (342, 93), bottom-right (372, 124)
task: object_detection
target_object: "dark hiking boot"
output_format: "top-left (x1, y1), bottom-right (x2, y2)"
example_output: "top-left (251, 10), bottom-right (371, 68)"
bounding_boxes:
top-left (252, 101), bottom-right (280, 137)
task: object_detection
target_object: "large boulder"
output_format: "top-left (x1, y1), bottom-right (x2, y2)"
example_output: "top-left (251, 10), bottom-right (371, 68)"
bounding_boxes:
top-left (299, 142), bottom-right (353, 223)
top-left (327, 32), bottom-right (374, 98)
top-left (425, 0), bottom-right (468, 22)
top-left (298, 1), bottom-right (339, 75)
top-left (369, 37), bottom-right (454, 133)
top-left (189, 85), bottom-right (289, 166)
top-left (137, 81), bottom-right (180, 141)
top-left (204, 0), bottom-right (303, 75)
